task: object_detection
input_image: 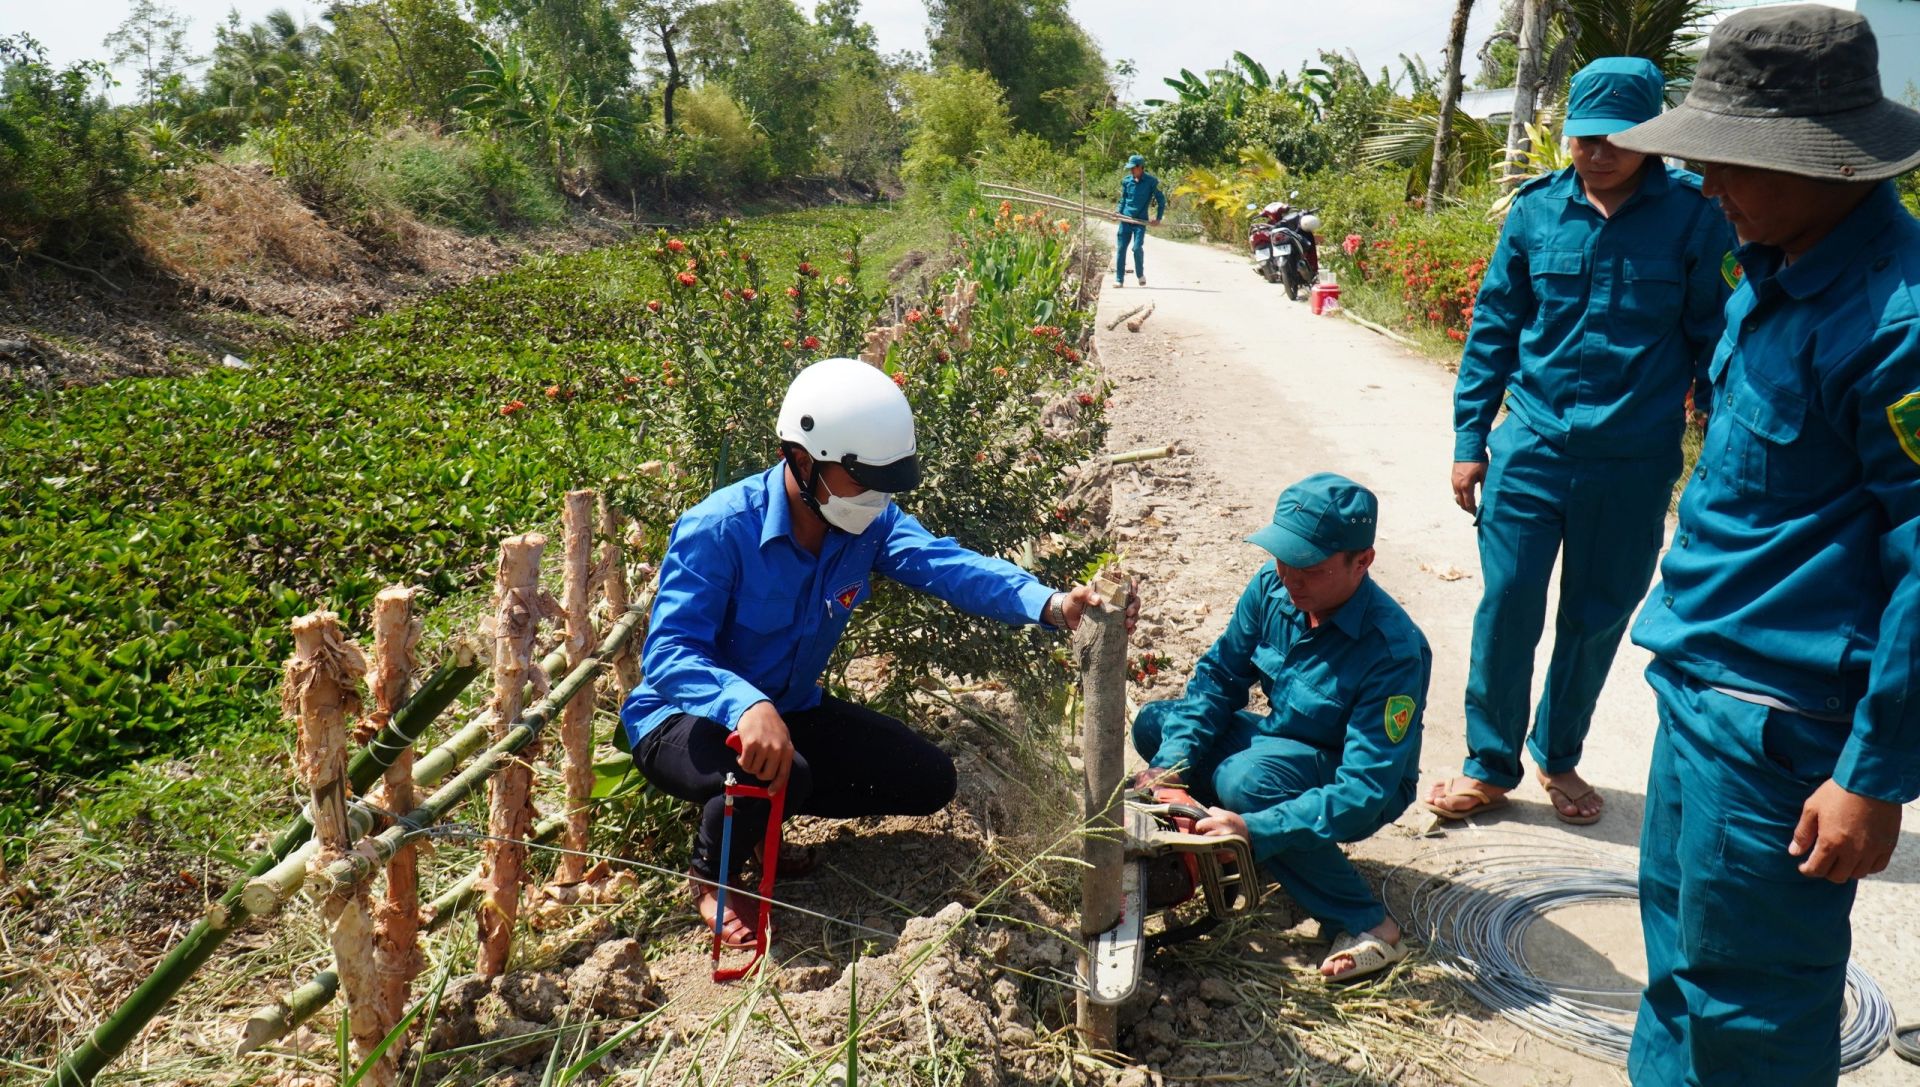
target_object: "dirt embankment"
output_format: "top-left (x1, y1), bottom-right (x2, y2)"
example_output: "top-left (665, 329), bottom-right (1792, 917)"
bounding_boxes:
top-left (0, 166), bottom-right (884, 392)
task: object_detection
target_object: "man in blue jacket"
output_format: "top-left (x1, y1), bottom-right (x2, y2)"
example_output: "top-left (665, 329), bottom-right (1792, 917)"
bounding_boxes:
top-left (1610, 7), bottom-right (1920, 1083)
top-left (1115, 153), bottom-right (1166, 287)
top-left (1428, 58), bottom-right (1736, 827)
top-left (1133, 474), bottom-right (1431, 984)
top-left (622, 357), bottom-right (1136, 945)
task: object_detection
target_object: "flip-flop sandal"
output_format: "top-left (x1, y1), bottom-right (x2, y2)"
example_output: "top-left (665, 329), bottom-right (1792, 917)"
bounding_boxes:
top-left (1537, 774), bottom-right (1604, 826)
top-left (690, 876), bottom-right (760, 951)
top-left (1321, 930), bottom-right (1408, 986)
top-left (1424, 781), bottom-right (1510, 821)
top-left (753, 841), bottom-right (821, 879)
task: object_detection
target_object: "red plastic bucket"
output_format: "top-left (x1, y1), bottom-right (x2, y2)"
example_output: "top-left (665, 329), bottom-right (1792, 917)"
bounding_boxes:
top-left (1310, 282), bottom-right (1341, 315)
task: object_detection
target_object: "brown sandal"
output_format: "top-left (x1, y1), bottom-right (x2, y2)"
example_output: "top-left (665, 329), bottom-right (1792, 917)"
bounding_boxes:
top-left (690, 875), bottom-right (759, 950)
top-left (1536, 773), bottom-right (1603, 826)
top-left (1424, 778), bottom-right (1511, 821)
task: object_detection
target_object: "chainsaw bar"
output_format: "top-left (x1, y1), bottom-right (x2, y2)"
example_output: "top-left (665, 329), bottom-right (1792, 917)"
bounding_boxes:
top-left (1089, 861), bottom-right (1145, 1005)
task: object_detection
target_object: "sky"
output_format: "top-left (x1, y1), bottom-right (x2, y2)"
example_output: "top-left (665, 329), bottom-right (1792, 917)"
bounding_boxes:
top-left (12, 0), bottom-right (1504, 106)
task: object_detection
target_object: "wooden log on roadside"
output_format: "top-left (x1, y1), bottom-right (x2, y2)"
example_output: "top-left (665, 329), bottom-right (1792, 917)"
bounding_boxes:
top-left (1073, 572), bottom-right (1131, 1051)
top-left (366, 586), bottom-right (425, 1034)
top-left (558, 492), bottom-right (598, 884)
top-left (286, 612), bottom-right (390, 1086)
top-left (476, 533), bottom-right (551, 978)
top-left (1125, 302), bottom-right (1156, 333)
top-left (1104, 304), bottom-right (1147, 332)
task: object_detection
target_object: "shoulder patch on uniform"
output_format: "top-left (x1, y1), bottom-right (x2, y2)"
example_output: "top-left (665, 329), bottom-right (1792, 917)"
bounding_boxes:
top-left (1720, 251), bottom-right (1743, 290)
top-left (1384, 695), bottom-right (1416, 743)
top-left (1890, 390), bottom-right (1920, 467)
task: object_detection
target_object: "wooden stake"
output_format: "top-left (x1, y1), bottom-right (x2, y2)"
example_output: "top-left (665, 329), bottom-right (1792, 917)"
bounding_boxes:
top-left (1073, 573), bottom-right (1130, 1051)
top-left (366, 586), bottom-right (424, 1033)
top-left (286, 612), bottom-right (389, 1086)
top-left (558, 492), bottom-right (598, 884)
top-left (477, 533), bottom-right (550, 978)
top-left (598, 496), bottom-right (643, 699)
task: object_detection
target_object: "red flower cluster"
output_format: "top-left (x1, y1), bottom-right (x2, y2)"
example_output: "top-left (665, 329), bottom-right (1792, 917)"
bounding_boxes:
top-left (891, 371), bottom-right (907, 388)
top-left (1030, 324), bottom-right (1062, 339)
top-left (905, 309), bottom-right (923, 323)
top-left (646, 299), bottom-right (662, 312)
top-left (802, 335), bottom-right (821, 349)
top-left (742, 287), bottom-right (757, 301)
top-left (1343, 233), bottom-right (1363, 256)
top-left (798, 262), bottom-right (818, 277)
top-left (1076, 392), bottom-right (1094, 406)
top-left (667, 238), bottom-right (686, 253)
top-left (677, 272), bottom-right (697, 287)
top-left (1353, 237), bottom-right (1488, 336)
top-left (499, 399), bottom-right (527, 416)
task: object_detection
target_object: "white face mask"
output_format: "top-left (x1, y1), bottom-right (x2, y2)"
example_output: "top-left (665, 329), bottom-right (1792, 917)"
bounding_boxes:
top-left (818, 475), bottom-right (892, 534)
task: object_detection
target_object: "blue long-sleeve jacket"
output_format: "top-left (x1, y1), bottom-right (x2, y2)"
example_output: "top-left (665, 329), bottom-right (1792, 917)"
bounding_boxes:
top-left (1454, 165), bottom-right (1735, 462)
top-left (1150, 568), bottom-right (1431, 855)
top-left (1118, 171), bottom-right (1166, 222)
top-left (620, 465), bottom-right (1057, 745)
top-left (1633, 182), bottom-right (1920, 805)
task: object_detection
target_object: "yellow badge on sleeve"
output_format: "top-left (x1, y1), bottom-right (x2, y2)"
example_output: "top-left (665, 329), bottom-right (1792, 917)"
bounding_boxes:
top-left (1721, 251), bottom-right (1744, 290)
top-left (1384, 695), bottom-right (1416, 743)
top-left (1891, 391), bottom-right (1920, 467)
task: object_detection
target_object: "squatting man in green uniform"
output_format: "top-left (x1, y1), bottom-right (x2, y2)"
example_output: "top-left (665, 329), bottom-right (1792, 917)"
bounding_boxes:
top-left (1607, 6), bottom-right (1920, 1083)
top-left (1131, 474), bottom-right (1432, 983)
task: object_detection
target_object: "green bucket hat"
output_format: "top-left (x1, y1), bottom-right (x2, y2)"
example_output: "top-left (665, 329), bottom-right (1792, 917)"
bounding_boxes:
top-left (1610, 4), bottom-right (1920, 181)
top-left (1246, 473), bottom-right (1378, 568)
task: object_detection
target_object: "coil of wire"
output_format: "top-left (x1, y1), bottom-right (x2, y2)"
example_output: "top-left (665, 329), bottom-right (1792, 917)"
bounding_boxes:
top-left (1389, 834), bottom-right (1893, 1073)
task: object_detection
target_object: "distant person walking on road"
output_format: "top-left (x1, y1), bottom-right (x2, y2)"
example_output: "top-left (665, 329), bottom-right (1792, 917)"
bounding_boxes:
top-left (1115, 153), bottom-right (1166, 287)
top-left (1609, 7), bottom-right (1920, 1083)
top-left (1427, 57), bottom-right (1736, 828)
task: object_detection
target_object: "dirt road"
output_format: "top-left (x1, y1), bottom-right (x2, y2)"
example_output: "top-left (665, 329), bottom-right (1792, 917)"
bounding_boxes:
top-left (1095, 232), bottom-right (1920, 1085)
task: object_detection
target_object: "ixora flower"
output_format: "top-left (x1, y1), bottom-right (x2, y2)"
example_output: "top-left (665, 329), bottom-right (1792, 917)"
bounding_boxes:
top-left (905, 309), bottom-right (923, 323)
top-left (802, 335), bottom-right (821, 349)
top-left (678, 272), bottom-right (697, 286)
top-left (499, 399), bottom-right (527, 416)
top-left (786, 286), bottom-right (801, 298)
top-left (1343, 233), bottom-right (1363, 256)
top-left (646, 299), bottom-right (662, 312)
top-left (667, 238), bottom-right (686, 252)
top-left (891, 371), bottom-right (907, 388)
top-left (797, 261), bottom-right (818, 277)
top-left (741, 287), bottom-right (757, 301)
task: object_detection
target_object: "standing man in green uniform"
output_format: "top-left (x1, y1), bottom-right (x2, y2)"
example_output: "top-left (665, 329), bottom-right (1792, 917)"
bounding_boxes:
top-left (1608, 7), bottom-right (1920, 1083)
top-left (1132, 474), bottom-right (1431, 983)
top-left (1428, 58), bottom-right (1736, 826)
top-left (1115, 153), bottom-right (1166, 288)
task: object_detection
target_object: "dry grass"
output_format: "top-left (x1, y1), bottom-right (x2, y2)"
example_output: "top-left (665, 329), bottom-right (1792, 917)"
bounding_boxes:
top-left (131, 164), bottom-right (361, 284)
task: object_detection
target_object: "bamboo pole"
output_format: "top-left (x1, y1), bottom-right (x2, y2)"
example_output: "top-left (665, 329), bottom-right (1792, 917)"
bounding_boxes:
top-left (477, 534), bottom-right (554, 978)
top-left (1106, 445), bottom-right (1175, 466)
top-left (367, 587), bottom-right (425, 1033)
top-left (599, 496), bottom-right (643, 701)
top-left (236, 811), bottom-right (569, 1055)
top-left (46, 654), bottom-right (480, 1087)
top-left (240, 644), bottom-right (566, 919)
top-left (286, 612), bottom-right (390, 1087)
top-left (1073, 573), bottom-right (1131, 1050)
top-left (559, 492), bottom-right (598, 883)
top-left (980, 182), bottom-right (1149, 227)
top-left (311, 605), bottom-right (646, 896)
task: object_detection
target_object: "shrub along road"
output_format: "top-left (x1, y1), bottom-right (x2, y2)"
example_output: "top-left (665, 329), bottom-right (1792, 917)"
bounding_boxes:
top-left (1094, 232), bottom-right (1920, 1086)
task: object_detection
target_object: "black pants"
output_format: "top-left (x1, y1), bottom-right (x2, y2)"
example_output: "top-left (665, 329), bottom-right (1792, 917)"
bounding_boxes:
top-left (631, 695), bottom-right (958, 883)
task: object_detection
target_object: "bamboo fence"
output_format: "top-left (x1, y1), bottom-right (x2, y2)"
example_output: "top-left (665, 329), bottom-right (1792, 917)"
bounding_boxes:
top-left (46, 492), bottom-right (655, 1087)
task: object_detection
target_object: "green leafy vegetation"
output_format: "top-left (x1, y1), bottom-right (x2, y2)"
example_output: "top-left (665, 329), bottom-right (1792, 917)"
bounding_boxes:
top-left (0, 199), bottom-right (1103, 846)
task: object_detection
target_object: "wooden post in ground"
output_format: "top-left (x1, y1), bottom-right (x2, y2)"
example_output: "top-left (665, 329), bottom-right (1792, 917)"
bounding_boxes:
top-left (598, 497), bottom-right (644, 700)
top-left (558, 491), bottom-right (598, 884)
top-left (1073, 573), bottom-right (1131, 1051)
top-left (286, 612), bottom-right (388, 1086)
top-left (477, 533), bottom-right (548, 978)
top-left (365, 586), bottom-right (424, 1032)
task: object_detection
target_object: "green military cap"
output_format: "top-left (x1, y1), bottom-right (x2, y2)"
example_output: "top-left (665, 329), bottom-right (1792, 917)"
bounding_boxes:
top-left (1247, 472), bottom-right (1378, 567)
top-left (1126, 154), bottom-right (1146, 168)
top-left (1565, 57), bottom-right (1666, 138)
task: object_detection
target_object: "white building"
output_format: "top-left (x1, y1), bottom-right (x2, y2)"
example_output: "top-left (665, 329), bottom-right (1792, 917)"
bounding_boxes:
top-left (1698, 1), bottom-right (1920, 104)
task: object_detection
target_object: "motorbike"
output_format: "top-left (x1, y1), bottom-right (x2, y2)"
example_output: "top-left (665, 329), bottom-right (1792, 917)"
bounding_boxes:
top-left (1245, 194), bottom-right (1323, 301)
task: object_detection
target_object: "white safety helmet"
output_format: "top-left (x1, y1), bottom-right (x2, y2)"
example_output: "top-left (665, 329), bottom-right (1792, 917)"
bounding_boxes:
top-left (776, 357), bottom-right (921, 492)
top-left (1299, 212), bottom-right (1323, 233)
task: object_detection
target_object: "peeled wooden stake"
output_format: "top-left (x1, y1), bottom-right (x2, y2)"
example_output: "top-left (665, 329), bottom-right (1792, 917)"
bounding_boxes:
top-left (476, 533), bottom-right (555, 978)
top-left (1073, 572), bottom-right (1131, 1051)
top-left (365, 586), bottom-right (424, 1034)
top-left (286, 612), bottom-right (390, 1087)
top-left (559, 492), bottom-right (598, 884)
